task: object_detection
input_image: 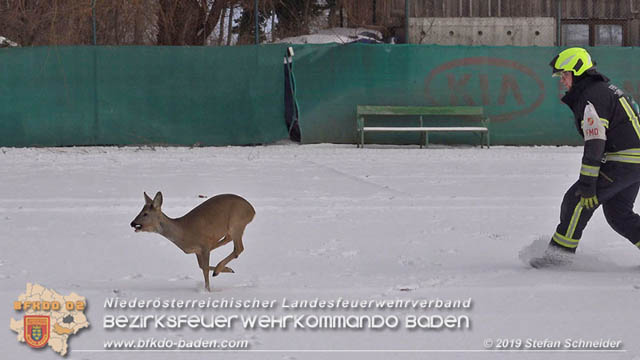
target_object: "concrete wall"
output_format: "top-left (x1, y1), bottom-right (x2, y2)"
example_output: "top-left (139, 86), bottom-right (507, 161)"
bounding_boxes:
top-left (409, 17), bottom-right (556, 46)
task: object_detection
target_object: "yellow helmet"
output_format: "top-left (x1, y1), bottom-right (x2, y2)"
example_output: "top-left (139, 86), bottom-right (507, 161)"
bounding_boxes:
top-left (549, 47), bottom-right (594, 77)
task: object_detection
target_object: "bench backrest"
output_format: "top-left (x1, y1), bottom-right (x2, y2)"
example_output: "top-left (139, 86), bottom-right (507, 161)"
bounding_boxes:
top-left (357, 105), bottom-right (484, 116)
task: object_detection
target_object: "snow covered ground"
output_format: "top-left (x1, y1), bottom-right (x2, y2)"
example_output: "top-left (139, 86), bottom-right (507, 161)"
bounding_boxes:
top-left (1, 144), bottom-right (639, 360)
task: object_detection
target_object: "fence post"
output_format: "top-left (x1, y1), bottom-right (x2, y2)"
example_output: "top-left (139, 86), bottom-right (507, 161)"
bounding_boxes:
top-left (91, 0), bottom-right (97, 45)
top-left (405, 0), bottom-right (410, 43)
top-left (255, 0), bottom-right (259, 44)
top-left (556, 0), bottom-right (562, 45)
top-left (91, 0), bottom-right (99, 143)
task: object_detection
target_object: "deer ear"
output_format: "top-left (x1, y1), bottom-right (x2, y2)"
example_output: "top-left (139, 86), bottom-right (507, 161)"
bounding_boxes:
top-left (152, 191), bottom-right (163, 208)
top-left (144, 192), bottom-right (152, 205)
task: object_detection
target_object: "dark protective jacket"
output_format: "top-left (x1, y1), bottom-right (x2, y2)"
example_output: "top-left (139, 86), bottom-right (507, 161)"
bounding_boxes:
top-left (561, 70), bottom-right (640, 196)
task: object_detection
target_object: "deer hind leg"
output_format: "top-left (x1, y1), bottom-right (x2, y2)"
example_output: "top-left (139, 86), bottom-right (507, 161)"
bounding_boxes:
top-left (196, 251), bottom-right (211, 292)
top-left (213, 226), bottom-right (245, 277)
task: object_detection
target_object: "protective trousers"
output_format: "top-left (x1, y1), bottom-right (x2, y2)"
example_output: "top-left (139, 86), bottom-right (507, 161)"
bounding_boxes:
top-left (553, 161), bottom-right (640, 250)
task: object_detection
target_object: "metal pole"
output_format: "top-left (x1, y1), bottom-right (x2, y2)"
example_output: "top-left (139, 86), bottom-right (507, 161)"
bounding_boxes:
top-left (557, 0), bottom-right (562, 46)
top-left (255, 0), bottom-right (259, 44)
top-left (91, 0), bottom-right (98, 143)
top-left (91, 0), bottom-right (97, 45)
top-left (405, 0), bottom-right (410, 43)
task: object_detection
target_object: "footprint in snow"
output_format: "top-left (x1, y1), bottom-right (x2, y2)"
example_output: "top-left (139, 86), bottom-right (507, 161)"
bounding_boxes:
top-left (168, 275), bottom-right (193, 282)
top-left (399, 257), bottom-right (420, 267)
top-left (123, 273), bottom-right (143, 280)
top-left (341, 250), bottom-right (359, 258)
top-left (394, 284), bottom-right (419, 292)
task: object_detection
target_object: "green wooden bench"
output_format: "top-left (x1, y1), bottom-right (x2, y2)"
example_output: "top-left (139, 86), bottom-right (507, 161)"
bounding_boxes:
top-left (356, 105), bottom-right (490, 148)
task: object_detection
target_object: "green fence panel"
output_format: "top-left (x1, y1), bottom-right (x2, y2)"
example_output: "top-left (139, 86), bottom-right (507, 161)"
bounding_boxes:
top-left (0, 47), bottom-right (96, 147)
top-left (0, 45), bottom-right (288, 147)
top-left (2, 44), bottom-right (638, 147)
top-left (292, 43), bottom-right (640, 146)
top-left (95, 45), bottom-right (288, 145)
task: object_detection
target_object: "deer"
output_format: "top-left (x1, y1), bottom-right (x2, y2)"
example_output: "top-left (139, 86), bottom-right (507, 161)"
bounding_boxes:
top-left (130, 191), bottom-right (255, 291)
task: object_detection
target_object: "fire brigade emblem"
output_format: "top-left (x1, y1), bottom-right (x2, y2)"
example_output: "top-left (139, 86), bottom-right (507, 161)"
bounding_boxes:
top-left (24, 315), bottom-right (50, 348)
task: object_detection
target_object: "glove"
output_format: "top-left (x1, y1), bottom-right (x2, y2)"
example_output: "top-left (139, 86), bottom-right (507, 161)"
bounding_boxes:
top-left (577, 161), bottom-right (601, 210)
top-left (580, 195), bottom-right (599, 210)
top-left (576, 181), bottom-right (599, 209)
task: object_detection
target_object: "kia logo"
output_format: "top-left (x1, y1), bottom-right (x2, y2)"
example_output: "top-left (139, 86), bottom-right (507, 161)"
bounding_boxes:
top-left (424, 57), bottom-right (545, 122)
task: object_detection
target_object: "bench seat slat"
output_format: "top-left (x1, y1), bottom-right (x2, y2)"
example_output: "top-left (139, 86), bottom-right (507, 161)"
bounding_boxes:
top-left (363, 127), bottom-right (488, 132)
top-left (357, 105), bottom-right (484, 116)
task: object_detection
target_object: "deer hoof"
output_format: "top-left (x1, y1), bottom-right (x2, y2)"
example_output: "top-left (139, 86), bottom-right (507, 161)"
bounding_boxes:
top-left (212, 267), bottom-right (234, 276)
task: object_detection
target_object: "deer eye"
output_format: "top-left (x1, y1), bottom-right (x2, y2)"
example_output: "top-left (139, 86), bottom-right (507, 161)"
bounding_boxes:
top-left (143, 213), bottom-right (148, 217)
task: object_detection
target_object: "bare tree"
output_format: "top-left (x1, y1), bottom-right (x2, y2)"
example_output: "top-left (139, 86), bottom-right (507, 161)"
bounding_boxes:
top-left (0, 0), bottom-right (89, 46)
top-left (156, 0), bottom-right (229, 45)
top-left (0, 0), bottom-right (390, 46)
top-left (96, 0), bottom-right (157, 45)
top-left (0, 0), bottom-right (157, 46)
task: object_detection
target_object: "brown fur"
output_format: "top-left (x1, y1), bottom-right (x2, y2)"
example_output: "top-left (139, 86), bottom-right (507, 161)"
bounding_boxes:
top-left (131, 192), bottom-right (255, 291)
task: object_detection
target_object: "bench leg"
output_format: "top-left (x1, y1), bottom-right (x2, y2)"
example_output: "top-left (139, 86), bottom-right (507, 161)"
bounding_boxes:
top-left (419, 116), bottom-right (424, 149)
top-left (357, 116), bottom-right (364, 148)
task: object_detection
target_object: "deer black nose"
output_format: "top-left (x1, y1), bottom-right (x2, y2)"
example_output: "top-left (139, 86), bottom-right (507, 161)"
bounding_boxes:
top-left (130, 221), bottom-right (136, 228)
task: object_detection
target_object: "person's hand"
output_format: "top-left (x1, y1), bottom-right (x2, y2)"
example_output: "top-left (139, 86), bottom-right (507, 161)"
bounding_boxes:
top-left (576, 181), bottom-right (599, 210)
top-left (580, 195), bottom-right (599, 209)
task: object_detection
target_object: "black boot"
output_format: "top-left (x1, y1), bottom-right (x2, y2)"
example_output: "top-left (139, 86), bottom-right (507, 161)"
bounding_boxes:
top-left (529, 240), bottom-right (575, 268)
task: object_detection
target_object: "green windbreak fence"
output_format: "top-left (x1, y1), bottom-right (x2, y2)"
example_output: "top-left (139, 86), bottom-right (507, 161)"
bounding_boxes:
top-left (0, 45), bottom-right (289, 147)
top-left (292, 44), bottom-right (640, 146)
top-left (1, 44), bottom-right (639, 147)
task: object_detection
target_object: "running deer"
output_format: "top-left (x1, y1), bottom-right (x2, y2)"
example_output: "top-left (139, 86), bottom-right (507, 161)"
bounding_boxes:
top-left (130, 192), bottom-right (255, 291)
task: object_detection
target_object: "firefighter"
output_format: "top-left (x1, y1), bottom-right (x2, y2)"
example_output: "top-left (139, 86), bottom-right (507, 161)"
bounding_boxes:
top-left (531, 47), bottom-right (640, 267)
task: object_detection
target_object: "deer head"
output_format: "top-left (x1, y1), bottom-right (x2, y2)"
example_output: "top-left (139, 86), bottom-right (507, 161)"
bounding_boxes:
top-left (130, 192), bottom-right (164, 233)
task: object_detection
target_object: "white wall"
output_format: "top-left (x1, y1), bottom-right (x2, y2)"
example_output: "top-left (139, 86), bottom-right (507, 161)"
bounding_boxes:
top-left (409, 17), bottom-right (555, 46)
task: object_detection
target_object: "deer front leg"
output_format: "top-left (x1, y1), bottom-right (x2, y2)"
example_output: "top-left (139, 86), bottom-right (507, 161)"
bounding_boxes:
top-left (196, 251), bottom-right (211, 291)
top-left (210, 266), bottom-right (234, 276)
top-left (216, 235), bottom-right (233, 247)
top-left (210, 234), bottom-right (235, 276)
